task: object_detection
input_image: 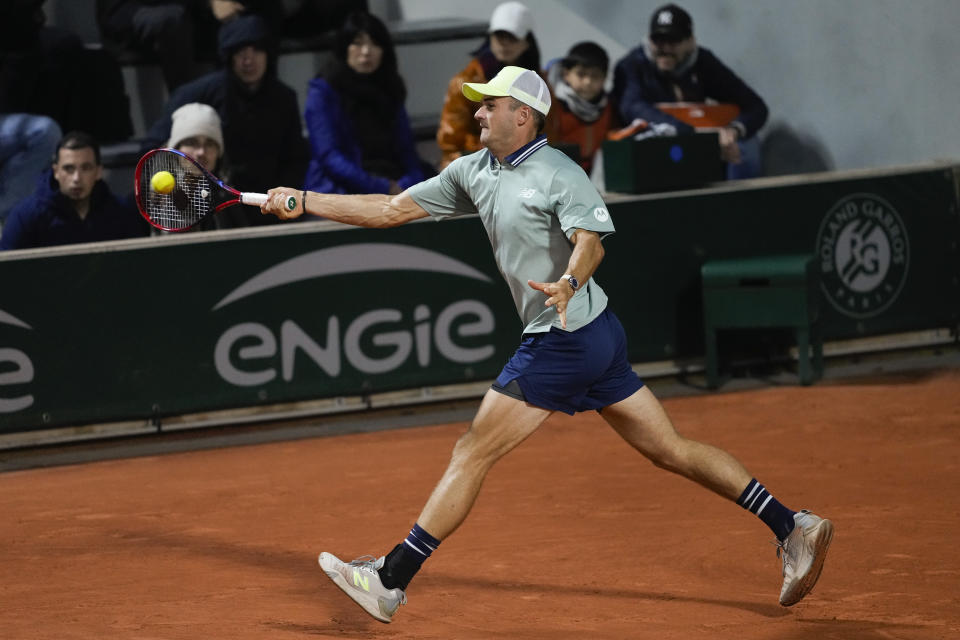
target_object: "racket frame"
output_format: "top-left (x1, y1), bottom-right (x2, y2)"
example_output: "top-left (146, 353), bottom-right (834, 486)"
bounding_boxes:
top-left (134, 147), bottom-right (266, 232)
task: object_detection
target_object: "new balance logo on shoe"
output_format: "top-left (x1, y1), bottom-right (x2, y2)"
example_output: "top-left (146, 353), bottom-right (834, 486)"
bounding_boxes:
top-left (353, 570), bottom-right (370, 591)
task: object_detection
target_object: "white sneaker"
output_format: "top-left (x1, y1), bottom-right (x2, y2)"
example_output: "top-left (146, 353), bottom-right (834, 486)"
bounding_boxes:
top-left (318, 552), bottom-right (407, 623)
top-left (777, 510), bottom-right (834, 606)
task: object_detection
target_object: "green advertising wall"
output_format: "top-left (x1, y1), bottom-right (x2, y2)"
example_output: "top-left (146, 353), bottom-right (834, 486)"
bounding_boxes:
top-left (599, 164), bottom-right (960, 361)
top-left (1, 164), bottom-right (957, 434)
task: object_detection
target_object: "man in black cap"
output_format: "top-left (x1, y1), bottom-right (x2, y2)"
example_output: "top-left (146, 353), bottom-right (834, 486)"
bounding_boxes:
top-left (143, 13), bottom-right (309, 226)
top-left (612, 3), bottom-right (768, 179)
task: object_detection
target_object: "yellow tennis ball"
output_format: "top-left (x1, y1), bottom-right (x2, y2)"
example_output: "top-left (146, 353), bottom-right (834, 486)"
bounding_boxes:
top-left (151, 170), bottom-right (175, 194)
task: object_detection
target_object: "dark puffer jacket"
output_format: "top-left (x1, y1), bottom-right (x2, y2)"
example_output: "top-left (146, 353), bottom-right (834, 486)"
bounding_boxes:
top-left (144, 14), bottom-right (309, 226)
top-left (1, 170), bottom-right (147, 250)
top-left (612, 44), bottom-right (768, 139)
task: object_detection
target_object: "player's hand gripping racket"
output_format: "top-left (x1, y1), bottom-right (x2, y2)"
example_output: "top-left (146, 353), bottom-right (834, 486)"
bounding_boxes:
top-left (134, 148), bottom-right (296, 231)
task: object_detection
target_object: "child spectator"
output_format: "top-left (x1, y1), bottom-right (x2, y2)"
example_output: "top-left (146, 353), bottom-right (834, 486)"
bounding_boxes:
top-left (546, 41), bottom-right (617, 176)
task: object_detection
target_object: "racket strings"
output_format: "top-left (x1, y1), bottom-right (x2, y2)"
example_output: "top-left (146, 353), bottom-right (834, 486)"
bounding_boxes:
top-left (138, 152), bottom-right (211, 230)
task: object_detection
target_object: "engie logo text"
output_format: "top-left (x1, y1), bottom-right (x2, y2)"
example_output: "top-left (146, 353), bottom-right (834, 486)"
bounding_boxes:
top-left (211, 244), bottom-right (499, 387)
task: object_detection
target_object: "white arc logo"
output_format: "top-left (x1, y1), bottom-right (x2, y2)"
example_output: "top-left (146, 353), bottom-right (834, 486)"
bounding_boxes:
top-left (214, 244), bottom-right (491, 310)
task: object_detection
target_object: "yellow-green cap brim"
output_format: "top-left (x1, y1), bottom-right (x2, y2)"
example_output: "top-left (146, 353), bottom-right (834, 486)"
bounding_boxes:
top-left (462, 81), bottom-right (510, 102)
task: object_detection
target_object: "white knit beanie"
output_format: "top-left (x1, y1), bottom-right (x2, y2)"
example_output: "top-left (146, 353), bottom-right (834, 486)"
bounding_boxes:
top-left (167, 103), bottom-right (224, 151)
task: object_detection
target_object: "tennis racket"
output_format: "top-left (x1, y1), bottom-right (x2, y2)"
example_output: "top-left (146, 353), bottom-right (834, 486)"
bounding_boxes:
top-left (134, 148), bottom-right (295, 231)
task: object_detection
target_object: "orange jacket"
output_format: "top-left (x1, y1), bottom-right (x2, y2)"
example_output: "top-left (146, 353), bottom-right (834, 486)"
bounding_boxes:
top-left (543, 99), bottom-right (616, 174)
top-left (436, 58), bottom-right (486, 168)
top-left (437, 59), bottom-right (556, 168)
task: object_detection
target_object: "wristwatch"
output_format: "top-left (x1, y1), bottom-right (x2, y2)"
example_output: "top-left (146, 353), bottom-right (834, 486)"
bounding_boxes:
top-left (562, 274), bottom-right (580, 291)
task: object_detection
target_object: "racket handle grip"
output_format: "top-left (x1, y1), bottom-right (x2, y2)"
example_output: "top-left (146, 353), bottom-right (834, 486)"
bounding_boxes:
top-left (241, 192), bottom-right (268, 207)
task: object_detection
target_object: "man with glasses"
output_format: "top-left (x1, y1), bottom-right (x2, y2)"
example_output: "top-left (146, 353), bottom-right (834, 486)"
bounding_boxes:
top-left (612, 3), bottom-right (768, 179)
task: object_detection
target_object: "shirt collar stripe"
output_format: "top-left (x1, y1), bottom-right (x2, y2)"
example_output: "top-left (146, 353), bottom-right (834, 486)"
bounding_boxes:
top-left (506, 135), bottom-right (548, 166)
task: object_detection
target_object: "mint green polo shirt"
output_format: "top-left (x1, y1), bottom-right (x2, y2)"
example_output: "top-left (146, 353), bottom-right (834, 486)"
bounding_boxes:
top-left (407, 136), bottom-right (616, 334)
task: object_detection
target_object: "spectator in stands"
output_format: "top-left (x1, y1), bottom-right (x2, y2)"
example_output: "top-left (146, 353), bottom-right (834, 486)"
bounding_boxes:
top-left (166, 102), bottom-right (225, 232)
top-left (0, 131), bottom-right (148, 250)
top-left (303, 11), bottom-right (424, 196)
top-left (144, 13), bottom-right (309, 227)
top-left (96, 1), bottom-right (215, 92)
top-left (545, 42), bottom-right (617, 176)
top-left (0, 113), bottom-right (62, 229)
top-left (612, 3), bottom-right (768, 179)
top-left (168, 102), bottom-right (224, 174)
top-left (436, 1), bottom-right (549, 169)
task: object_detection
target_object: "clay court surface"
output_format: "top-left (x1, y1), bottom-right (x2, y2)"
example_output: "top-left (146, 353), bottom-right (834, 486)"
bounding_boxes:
top-left (2, 368), bottom-right (958, 639)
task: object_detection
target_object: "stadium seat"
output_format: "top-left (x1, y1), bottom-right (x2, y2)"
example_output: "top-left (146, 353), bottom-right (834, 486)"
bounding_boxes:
top-left (701, 254), bottom-right (823, 388)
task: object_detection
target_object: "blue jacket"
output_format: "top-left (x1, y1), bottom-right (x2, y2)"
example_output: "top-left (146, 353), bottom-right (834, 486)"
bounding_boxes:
top-left (612, 44), bottom-right (768, 139)
top-left (303, 77), bottom-right (423, 194)
top-left (1, 170), bottom-right (147, 250)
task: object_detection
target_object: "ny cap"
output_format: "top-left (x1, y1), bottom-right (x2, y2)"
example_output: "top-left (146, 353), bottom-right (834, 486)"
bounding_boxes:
top-left (649, 4), bottom-right (693, 40)
top-left (462, 66), bottom-right (551, 116)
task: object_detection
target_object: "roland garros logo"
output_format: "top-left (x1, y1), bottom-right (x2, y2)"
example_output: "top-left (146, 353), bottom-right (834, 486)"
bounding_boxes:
top-left (816, 193), bottom-right (909, 319)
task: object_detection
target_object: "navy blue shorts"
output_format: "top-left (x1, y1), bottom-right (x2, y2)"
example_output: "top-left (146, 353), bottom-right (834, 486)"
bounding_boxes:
top-left (493, 309), bottom-right (644, 414)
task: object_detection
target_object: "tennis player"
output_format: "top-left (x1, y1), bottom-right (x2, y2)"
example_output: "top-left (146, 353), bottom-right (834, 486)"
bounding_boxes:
top-left (260, 66), bottom-right (833, 623)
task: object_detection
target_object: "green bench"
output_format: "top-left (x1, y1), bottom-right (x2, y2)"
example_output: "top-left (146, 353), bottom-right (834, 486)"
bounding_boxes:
top-left (701, 254), bottom-right (824, 388)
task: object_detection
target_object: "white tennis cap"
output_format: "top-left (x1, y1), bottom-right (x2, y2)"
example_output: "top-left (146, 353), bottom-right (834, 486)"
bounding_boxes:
top-left (488, 1), bottom-right (533, 39)
top-left (462, 66), bottom-right (551, 116)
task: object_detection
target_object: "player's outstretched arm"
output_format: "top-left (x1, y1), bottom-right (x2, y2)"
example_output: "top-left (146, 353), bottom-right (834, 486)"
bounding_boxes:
top-left (261, 187), bottom-right (429, 228)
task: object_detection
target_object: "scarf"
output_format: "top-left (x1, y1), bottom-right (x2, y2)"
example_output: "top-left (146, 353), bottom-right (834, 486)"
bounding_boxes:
top-left (326, 62), bottom-right (405, 179)
top-left (548, 63), bottom-right (607, 123)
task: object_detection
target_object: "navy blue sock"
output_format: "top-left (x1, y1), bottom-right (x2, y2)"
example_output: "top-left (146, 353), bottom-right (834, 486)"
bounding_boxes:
top-left (737, 479), bottom-right (796, 541)
top-left (378, 523), bottom-right (441, 590)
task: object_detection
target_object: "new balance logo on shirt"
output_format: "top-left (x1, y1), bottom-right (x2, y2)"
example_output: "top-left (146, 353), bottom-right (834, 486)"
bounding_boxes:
top-left (519, 188), bottom-right (536, 199)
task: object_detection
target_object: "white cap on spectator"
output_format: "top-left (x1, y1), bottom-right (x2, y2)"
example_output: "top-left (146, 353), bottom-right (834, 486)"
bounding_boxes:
top-left (167, 103), bottom-right (224, 151)
top-left (488, 2), bottom-right (533, 39)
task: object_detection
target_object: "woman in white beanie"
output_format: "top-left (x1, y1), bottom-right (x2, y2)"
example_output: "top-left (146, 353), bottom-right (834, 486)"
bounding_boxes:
top-left (164, 102), bottom-right (226, 232)
top-left (166, 102), bottom-right (225, 175)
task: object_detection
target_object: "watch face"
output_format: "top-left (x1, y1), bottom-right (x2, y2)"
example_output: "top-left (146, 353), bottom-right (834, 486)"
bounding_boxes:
top-left (568, 276), bottom-right (579, 290)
